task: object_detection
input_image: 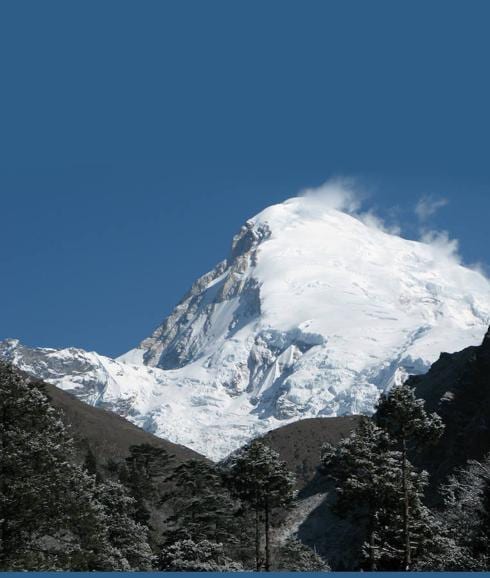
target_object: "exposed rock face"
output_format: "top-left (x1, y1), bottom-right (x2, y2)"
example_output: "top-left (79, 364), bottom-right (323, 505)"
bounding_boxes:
top-left (134, 221), bottom-right (270, 370)
top-left (2, 197), bottom-right (490, 459)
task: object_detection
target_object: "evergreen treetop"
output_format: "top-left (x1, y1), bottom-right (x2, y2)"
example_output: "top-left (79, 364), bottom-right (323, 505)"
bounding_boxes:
top-left (375, 382), bottom-right (444, 452)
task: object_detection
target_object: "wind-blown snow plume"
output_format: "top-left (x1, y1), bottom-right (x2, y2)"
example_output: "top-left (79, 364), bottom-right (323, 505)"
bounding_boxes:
top-left (419, 230), bottom-right (461, 263)
top-left (299, 178), bottom-right (364, 213)
top-left (301, 178), bottom-right (400, 235)
top-left (302, 181), bottom-right (474, 271)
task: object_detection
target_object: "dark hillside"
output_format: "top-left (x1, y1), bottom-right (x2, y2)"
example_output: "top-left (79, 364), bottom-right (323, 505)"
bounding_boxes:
top-left (34, 378), bottom-right (206, 465)
top-left (261, 415), bottom-right (360, 488)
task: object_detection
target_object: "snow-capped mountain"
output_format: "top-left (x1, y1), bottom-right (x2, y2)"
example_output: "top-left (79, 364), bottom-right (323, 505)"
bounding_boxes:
top-left (2, 197), bottom-right (490, 459)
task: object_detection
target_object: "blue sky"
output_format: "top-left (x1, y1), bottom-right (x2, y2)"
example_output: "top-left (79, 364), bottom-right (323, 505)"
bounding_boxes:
top-left (1, 0), bottom-right (490, 357)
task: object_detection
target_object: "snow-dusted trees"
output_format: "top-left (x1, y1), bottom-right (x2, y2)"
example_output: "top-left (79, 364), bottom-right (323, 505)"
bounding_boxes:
top-left (224, 440), bottom-right (296, 571)
top-left (0, 363), bottom-right (102, 569)
top-left (372, 463), bottom-right (435, 570)
top-left (417, 456), bottom-right (490, 570)
top-left (322, 417), bottom-right (402, 570)
top-left (375, 382), bottom-right (444, 570)
top-left (275, 538), bottom-right (330, 571)
top-left (161, 459), bottom-right (240, 546)
top-left (322, 384), bottom-right (444, 571)
top-left (96, 480), bottom-right (154, 570)
top-left (159, 539), bottom-right (243, 571)
top-left (0, 363), bottom-right (153, 571)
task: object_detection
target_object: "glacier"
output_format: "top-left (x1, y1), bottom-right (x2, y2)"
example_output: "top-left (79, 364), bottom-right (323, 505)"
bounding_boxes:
top-left (2, 197), bottom-right (490, 460)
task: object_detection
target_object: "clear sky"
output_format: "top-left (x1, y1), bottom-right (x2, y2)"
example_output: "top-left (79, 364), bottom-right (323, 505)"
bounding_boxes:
top-left (1, 0), bottom-right (490, 357)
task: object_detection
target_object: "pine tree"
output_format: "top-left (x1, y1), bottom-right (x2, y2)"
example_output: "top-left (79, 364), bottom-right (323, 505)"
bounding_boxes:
top-left (0, 364), bottom-right (113, 570)
top-left (371, 466), bottom-right (435, 570)
top-left (375, 382), bottom-right (444, 570)
top-left (224, 440), bottom-right (296, 571)
top-left (159, 539), bottom-right (243, 571)
top-left (0, 363), bottom-right (154, 571)
top-left (161, 459), bottom-right (240, 547)
top-left (126, 444), bottom-right (172, 479)
top-left (321, 417), bottom-right (402, 570)
top-left (276, 538), bottom-right (330, 571)
top-left (122, 443), bottom-right (172, 527)
top-left (418, 456), bottom-right (490, 570)
top-left (54, 471), bottom-right (119, 571)
top-left (96, 480), bottom-right (154, 570)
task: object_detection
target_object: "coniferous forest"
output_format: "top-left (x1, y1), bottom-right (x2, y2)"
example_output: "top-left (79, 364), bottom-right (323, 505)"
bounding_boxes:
top-left (1, 355), bottom-right (490, 572)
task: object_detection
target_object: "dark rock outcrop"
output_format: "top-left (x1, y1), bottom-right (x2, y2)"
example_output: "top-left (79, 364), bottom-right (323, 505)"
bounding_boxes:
top-left (409, 326), bottom-right (490, 492)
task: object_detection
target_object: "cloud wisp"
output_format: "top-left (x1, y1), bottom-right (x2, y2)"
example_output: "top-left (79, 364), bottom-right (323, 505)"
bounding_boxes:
top-left (299, 177), bottom-right (364, 214)
top-left (295, 178), bottom-right (486, 276)
top-left (419, 229), bottom-right (461, 263)
top-left (415, 195), bottom-right (449, 221)
top-left (413, 194), bottom-right (462, 265)
top-left (299, 177), bottom-right (401, 234)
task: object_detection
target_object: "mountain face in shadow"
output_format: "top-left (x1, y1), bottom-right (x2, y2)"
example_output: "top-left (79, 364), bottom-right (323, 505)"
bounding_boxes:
top-left (409, 326), bottom-right (490, 492)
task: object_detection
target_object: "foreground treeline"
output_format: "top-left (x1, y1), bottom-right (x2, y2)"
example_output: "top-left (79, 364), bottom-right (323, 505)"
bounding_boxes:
top-left (1, 361), bottom-right (490, 571)
top-left (0, 363), bottom-right (326, 571)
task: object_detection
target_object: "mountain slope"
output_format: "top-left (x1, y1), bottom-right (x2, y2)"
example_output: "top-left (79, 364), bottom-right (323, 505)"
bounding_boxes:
top-left (2, 197), bottom-right (490, 459)
top-left (38, 377), bottom-right (205, 465)
top-left (260, 416), bottom-right (360, 489)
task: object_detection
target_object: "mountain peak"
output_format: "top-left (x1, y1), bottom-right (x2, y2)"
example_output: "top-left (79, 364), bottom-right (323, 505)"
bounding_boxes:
top-left (2, 200), bottom-right (490, 459)
top-left (115, 200), bottom-right (490, 456)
